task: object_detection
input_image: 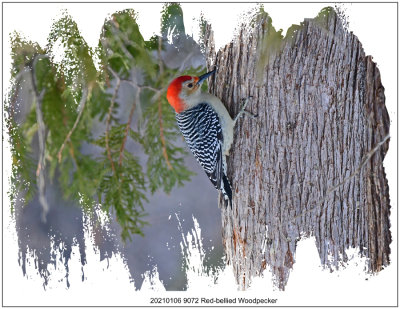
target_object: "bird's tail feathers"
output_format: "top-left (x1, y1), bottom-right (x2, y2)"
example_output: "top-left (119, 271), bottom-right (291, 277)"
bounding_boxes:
top-left (222, 174), bottom-right (232, 208)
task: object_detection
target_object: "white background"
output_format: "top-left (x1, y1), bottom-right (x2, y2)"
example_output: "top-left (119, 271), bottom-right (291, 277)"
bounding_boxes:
top-left (1, 1), bottom-right (397, 306)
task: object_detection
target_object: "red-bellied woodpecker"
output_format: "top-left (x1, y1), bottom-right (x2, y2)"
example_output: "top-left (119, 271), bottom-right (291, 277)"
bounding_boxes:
top-left (166, 67), bottom-right (254, 207)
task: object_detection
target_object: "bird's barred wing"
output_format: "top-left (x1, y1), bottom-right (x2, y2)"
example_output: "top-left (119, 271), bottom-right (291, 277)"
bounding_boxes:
top-left (176, 103), bottom-right (224, 190)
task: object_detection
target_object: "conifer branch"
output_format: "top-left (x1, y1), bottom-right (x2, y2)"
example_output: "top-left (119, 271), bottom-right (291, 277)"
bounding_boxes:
top-left (57, 86), bottom-right (89, 163)
top-left (7, 7), bottom-right (200, 240)
top-left (108, 66), bottom-right (160, 93)
top-left (141, 85), bottom-right (160, 92)
top-left (108, 66), bottom-right (138, 168)
top-left (158, 36), bottom-right (164, 77)
top-left (30, 54), bottom-right (49, 223)
top-left (109, 20), bottom-right (135, 61)
top-left (108, 66), bottom-right (168, 169)
top-left (8, 70), bottom-right (26, 122)
top-left (157, 36), bottom-right (172, 170)
top-left (158, 97), bottom-right (173, 170)
top-left (105, 77), bottom-right (121, 174)
top-left (107, 66), bottom-right (119, 80)
top-left (119, 88), bottom-right (139, 166)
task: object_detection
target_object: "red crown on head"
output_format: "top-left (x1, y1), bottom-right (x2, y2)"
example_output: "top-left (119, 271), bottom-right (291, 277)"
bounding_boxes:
top-left (166, 75), bottom-right (192, 113)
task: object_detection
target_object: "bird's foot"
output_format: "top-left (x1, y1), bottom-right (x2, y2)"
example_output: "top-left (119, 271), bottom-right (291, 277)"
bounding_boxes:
top-left (234, 96), bottom-right (258, 123)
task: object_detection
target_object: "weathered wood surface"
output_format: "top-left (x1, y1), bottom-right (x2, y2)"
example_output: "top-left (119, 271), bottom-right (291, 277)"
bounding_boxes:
top-left (204, 9), bottom-right (391, 290)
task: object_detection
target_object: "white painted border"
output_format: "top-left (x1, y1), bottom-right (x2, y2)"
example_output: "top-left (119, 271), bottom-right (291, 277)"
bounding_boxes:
top-left (1, 2), bottom-right (397, 306)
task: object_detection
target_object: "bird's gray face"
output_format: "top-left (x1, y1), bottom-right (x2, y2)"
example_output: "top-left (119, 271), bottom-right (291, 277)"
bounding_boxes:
top-left (178, 68), bottom-right (217, 107)
top-left (179, 77), bottom-right (201, 105)
top-left (181, 69), bottom-right (216, 99)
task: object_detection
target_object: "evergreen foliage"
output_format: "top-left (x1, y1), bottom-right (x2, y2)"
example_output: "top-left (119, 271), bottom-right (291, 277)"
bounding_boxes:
top-left (5, 4), bottom-right (205, 241)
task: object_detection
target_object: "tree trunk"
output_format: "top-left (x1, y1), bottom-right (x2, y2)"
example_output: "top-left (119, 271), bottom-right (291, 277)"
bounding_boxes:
top-left (204, 8), bottom-right (391, 290)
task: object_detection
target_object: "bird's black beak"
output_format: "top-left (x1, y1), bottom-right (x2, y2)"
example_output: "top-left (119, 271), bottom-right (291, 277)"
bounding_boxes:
top-left (197, 67), bottom-right (216, 86)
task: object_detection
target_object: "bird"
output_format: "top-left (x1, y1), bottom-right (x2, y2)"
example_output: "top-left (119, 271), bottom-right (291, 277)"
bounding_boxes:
top-left (166, 67), bottom-right (254, 208)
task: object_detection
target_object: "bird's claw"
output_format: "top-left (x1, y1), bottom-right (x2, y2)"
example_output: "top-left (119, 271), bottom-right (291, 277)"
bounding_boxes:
top-left (235, 96), bottom-right (257, 123)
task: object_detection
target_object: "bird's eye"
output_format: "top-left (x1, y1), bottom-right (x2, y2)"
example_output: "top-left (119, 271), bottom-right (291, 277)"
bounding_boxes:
top-left (187, 83), bottom-right (193, 88)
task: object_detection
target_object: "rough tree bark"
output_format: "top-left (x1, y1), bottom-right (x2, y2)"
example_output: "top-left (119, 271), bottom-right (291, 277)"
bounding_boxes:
top-left (204, 8), bottom-right (391, 290)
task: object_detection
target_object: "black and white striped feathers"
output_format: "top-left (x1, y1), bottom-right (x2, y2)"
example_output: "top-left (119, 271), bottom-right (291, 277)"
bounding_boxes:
top-left (176, 103), bottom-right (232, 206)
